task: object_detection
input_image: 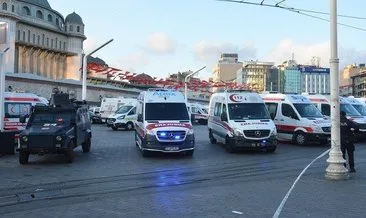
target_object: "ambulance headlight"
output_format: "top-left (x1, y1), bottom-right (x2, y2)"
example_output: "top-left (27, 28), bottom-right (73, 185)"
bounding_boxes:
top-left (187, 129), bottom-right (194, 135)
top-left (314, 125), bottom-right (322, 132)
top-left (117, 115), bottom-right (125, 120)
top-left (22, 136), bottom-right (28, 142)
top-left (233, 129), bottom-right (243, 136)
top-left (146, 129), bottom-right (155, 136)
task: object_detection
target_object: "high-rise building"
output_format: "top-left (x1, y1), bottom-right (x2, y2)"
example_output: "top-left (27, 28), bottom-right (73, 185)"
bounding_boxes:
top-left (236, 61), bottom-right (275, 92)
top-left (278, 60), bottom-right (301, 94)
top-left (212, 53), bottom-right (242, 83)
top-left (300, 66), bottom-right (330, 94)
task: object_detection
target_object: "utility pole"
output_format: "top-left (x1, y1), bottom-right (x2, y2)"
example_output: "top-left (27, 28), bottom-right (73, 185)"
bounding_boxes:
top-left (325, 0), bottom-right (349, 180)
top-left (82, 39), bottom-right (114, 101)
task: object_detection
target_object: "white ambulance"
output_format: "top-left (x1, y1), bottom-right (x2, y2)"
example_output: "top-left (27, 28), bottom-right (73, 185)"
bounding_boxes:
top-left (208, 90), bottom-right (277, 153)
top-left (106, 98), bottom-right (138, 131)
top-left (262, 94), bottom-right (331, 145)
top-left (187, 103), bottom-right (208, 125)
top-left (347, 96), bottom-right (366, 118)
top-left (99, 97), bottom-right (125, 123)
top-left (134, 89), bottom-right (195, 157)
top-left (3, 92), bottom-right (48, 131)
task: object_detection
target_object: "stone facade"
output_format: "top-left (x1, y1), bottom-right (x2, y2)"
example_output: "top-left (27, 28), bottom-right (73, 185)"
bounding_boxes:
top-left (0, 0), bottom-right (86, 80)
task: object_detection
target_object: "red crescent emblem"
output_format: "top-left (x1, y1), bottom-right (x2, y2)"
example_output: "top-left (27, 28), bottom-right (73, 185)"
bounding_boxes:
top-left (229, 94), bottom-right (242, 103)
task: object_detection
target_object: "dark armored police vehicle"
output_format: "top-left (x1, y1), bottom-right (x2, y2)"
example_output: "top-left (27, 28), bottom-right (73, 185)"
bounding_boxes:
top-left (17, 93), bottom-right (92, 164)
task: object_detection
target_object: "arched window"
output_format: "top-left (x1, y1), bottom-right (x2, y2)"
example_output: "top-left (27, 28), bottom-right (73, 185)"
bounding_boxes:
top-left (69, 25), bottom-right (73, 32)
top-left (47, 14), bottom-right (52, 22)
top-left (22, 6), bottom-right (30, 16)
top-left (56, 18), bottom-right (59, 26)
top-left (27, 30), bottom-right (30, 42)
top-left (36, 10), bottom-right (43, 19)
top-left (22, 31), bottom-right (25, 41)
top-left (32, 34), bottom-right (35, 43)
top-left (11, 5), bottom-right (14, 12)
top-left (37, 35), bottom-right (40, 45)
top-left (17, 30), bottom-right (20, 40)
top-left (46, 38), bottom-right (49, 47)
top-left (42, 34), bottom-right (44, 45)
top-left (2, 2), bottom-right (7, 10)
top-left (77, 26), bottom-right (80, 32)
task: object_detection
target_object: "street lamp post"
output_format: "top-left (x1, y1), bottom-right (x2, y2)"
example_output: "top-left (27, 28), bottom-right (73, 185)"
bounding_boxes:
top-left (325, 0), bottom-right (349, 180)
top-left (184, 66), bottom-right (206, 103)
top-left (81, 39), bottom-right (114, 101)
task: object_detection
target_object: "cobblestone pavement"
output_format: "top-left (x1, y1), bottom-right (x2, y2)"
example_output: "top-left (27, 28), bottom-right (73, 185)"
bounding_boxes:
top-left (0, 125), bottom-right (365, 218)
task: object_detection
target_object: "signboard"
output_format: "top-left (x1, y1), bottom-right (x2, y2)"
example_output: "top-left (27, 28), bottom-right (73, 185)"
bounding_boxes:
top-left (300, 66), bottom-right (330, 74)
top-left (0, 22), bottom-right (6, 45)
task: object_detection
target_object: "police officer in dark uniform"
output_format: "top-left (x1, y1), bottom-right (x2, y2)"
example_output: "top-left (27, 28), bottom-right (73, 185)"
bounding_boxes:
top-left (340, 111), bottom-right (358, 173)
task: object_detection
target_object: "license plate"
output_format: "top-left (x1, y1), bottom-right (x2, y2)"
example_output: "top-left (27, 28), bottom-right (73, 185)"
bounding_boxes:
top-left (102, 119), bottom-right (106, 122)
top-left (251, 143), bottom-right (260, 147)
top-left (165, 147), bottom-right (179, 151)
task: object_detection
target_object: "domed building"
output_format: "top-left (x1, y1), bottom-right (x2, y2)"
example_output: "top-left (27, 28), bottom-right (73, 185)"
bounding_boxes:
top-left (0, 0), bottom-right (86, 80)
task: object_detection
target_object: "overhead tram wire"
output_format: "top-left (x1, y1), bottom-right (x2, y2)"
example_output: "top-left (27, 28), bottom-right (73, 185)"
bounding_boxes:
top-left (270, 0), bottom-right (366, 20)
top-left (216, 0), bottom-right (366, 32)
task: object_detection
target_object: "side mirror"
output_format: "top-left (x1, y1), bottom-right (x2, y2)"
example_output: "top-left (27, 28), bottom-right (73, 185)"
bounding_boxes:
top-left (137, 114), bottom-right (143, 122)
top-left (220, 112), bottom-right (228, 122)
top-left (19, 115), bottom-right (27, 123)
top-left (270, 113), bottom-right (275, 120)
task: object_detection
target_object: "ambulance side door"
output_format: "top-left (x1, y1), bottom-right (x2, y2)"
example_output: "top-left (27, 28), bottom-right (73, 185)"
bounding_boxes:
top-left (280, 103), bottom-right (300, 141)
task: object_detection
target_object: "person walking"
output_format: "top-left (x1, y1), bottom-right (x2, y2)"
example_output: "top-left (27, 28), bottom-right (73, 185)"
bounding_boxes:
top-left (340, 111), bottom-right (358, 173)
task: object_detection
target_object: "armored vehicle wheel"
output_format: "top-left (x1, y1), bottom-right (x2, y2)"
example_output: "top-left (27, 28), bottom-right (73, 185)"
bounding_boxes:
top-left (82, 138), bottom-right (91, 153)
top-left (19, 152), bottom-right (29, 165)
top-left (65, 150), bottom-right (74, 163)
top-left (126, 122), bottom-right (134, 131)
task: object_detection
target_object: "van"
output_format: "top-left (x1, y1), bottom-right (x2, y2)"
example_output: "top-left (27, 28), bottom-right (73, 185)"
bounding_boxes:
top-left (305, 95), bottom-right (366, 135)
top-left (262, 94), bottom-right (331, 145)
top-left (3, 92), bottom-right (48, 131)
top-left (187, 103), bottom-right (208, 125)
top-left (99, 97), bottom-right (125, 123)
top-left (134, 89), bottom-right (195, 157)
top-left (106, 98), bottom-right (137, 131)
top-left (347, 97), bottom-right (366, 118)
top-left (208, 90), bottom-right (277, 153)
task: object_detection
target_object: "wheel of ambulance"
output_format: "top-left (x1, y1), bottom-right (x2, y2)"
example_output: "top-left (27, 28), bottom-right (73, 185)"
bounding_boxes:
top-left (225, 136), bottom-right (235, 153)
top-left (209, 129), bottom-right (217, 144)
top-left (65, 150), bottom-right (74, 163)
top-left (141, 149), bottom-right (151, 157)
top-left (19, 151), bottom-right (29, 165)
top-left (82, 138), bottom-right (91, 153)
top-left (126, 122), bottom-right (134, 131)
top-left (112, 126), bottom-right (118, 131)
top-left (186, 150), bottom-right (194, 157)
top-left (266, 146), bottom-right (276, 153)
top-left (294, 131), bottom-right (307, 146)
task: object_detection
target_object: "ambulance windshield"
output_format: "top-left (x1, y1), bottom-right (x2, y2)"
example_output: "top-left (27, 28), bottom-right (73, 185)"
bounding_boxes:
top-left (145, 103), bottom-right (189, 121)
top-left (341, 103), bottom-right (362, 117)
top-left (115, 105), bottom-right (133, 114)
top-left (352, 104), bottom-right (366, 116)
top-left (293, 103), bottom-right (323, 118)
top-left (228, 103), bottom-right (270, 120)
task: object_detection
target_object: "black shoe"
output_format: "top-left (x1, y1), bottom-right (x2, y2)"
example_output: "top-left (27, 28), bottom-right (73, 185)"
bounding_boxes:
top-left (350, 168), bottom-right (356, 173)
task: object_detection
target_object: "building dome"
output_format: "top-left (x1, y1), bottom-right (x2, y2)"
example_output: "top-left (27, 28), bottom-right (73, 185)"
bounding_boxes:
top-left (130, 73), bottom-right (154, 83)
top-left (21, 0), bottom-right (52, 9)
top-left (65, 12), bottom-right (84, 25)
